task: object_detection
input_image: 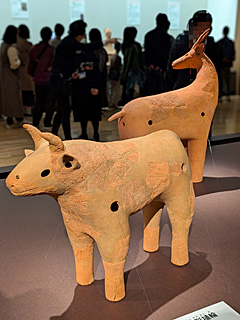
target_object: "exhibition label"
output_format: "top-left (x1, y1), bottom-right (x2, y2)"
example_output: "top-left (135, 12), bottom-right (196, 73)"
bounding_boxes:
top-left (174, 301), bottom-right (240, 320)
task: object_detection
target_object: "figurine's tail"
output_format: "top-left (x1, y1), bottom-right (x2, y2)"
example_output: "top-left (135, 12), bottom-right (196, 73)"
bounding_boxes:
top-left (108, 109), bottom-right (126, 122)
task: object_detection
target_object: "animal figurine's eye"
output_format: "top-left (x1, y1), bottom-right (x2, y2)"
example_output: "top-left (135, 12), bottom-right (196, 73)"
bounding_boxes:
top-left (41, 169), bottom-right (50, 177)
top-left (148, 120), bottom-right (153, 125)
top-left (63, 155), bottom-right (74, 168)
top-left (65, 162), bottom-right (72, 168)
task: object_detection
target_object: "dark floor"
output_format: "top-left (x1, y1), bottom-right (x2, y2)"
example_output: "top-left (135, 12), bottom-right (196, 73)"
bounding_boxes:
top-left (0, 142), bottom-right (240, 320)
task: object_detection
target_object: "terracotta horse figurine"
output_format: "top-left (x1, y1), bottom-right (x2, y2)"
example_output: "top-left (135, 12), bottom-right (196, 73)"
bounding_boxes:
top-left (109, 29), bottom-right (218, 183)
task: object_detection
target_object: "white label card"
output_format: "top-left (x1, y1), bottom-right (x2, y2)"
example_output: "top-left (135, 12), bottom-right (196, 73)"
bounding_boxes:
top-left (174, 301), bottom-right (240, 320)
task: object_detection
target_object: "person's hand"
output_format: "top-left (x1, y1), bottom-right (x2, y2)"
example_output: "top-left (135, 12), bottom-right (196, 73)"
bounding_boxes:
top-left (72, 71), bottom-right (79, 79)
top-left (91, 88), bottom-right (99, 95)
top-left (105, 38), bottom-right (120, 45)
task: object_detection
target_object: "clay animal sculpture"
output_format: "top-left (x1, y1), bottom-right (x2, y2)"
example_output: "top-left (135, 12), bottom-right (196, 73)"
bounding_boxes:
top-left (6, 125), bottom-right (195, 302)
top-left (109, 29), bottom-right (218, 183)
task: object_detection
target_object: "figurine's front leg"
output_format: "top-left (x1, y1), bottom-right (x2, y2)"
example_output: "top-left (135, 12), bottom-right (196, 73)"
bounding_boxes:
top-left (103, 259), bottom-right (126, 302)
top-left (72, 235), bottom-right (94, 286)
top-left (97, 228), bottom-right (130, 302)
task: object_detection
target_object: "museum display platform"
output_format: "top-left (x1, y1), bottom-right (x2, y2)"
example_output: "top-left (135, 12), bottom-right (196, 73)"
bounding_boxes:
top-left (0, 141), bottom-right (240, 320)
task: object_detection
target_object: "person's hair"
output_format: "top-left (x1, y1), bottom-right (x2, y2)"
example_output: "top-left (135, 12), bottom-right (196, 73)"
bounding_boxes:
top-left (122, 27), bottom-right (137, 53)
top-left (192, 10), bottom-right (212, 26)
top-left (89, 28), bottom-right (103, 46)
top-left (40, 27), bottom-right (52, 42)
top-left (223, 26), bottom-right (229, 36)
top-left (3, 25), bottom-right (18, 44)
top-left (18, 24), bottom-right (30, 39)
top-left (69, 20), bottom-right (87, 37)
top-left (156, 13), bottom-right (170, 31)
top-left (54, 23), bottom-right (65, 37)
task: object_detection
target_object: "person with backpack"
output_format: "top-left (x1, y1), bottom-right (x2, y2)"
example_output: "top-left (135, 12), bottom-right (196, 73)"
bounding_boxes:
top-left (28, 27), bottom-right (55, 130)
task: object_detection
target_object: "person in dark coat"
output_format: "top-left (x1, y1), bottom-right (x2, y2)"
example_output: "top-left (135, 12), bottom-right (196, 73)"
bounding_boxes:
top-left (144, 13), bottom-right (174, 94)
top-left (217, 26), bottom-right (235, 101)
top-left (89, 28), bottom-right (108, 112)
top-left (120, 27), bottom-right (143, 104)
top-left (71, 31), bottom-right (101, 141)
top-left (50, 20), bottom-right (101, 140)
top-left (167, 10), bottom-right (218, 90)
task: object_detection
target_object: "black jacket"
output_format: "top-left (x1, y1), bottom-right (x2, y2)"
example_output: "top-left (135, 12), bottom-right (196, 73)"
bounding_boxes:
top-left (51, 36), bottom-right (100, 80)
top-left (167, 31), bottom-right (218, 90)
top-left (144, 27), bottom-right (174, 70)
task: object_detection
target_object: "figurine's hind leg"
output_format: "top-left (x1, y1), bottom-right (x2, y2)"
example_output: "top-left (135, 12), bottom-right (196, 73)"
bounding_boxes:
top-left (71, 234), bottom-right (94, 285)
top-left (143, 200), bottom-right (164, 252)
top-left (165, 179), bottom-right (195, 266)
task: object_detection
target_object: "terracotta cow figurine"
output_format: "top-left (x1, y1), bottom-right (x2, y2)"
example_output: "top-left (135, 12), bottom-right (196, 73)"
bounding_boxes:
top-left (6, 125), bottom-right (194, 302)
top-left (109, 29), bottom-right (218, 183)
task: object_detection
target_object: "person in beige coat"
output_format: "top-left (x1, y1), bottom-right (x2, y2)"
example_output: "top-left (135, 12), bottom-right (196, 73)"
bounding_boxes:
top-left (0, 25), bottom-right (23, 129)
top-left (17, 25), bottom-right (34, 116)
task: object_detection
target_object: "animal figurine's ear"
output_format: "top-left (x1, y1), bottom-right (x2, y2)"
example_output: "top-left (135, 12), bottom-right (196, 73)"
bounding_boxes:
top-left (24, 149), bottom-right (34, 157)
top-left (192, 28), bottom-right (210, 50)
top-left (195, 43), bottom-right (205, 55)
top-left (23, 124), bottom-right (47, 150)
top-left (40, 132), bottom-right (65, 153)
top-left (59, 153), bottom-right (81, 170)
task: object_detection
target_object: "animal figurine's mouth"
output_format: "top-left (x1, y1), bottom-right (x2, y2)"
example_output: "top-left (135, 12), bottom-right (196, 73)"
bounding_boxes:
top-left (9, 186), bottom-right (38, 196)
top-left (172, 61), bottom-right (182, 69)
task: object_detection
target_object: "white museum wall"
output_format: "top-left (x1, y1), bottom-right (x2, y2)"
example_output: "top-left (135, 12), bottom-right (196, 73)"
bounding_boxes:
top-left (0, 0), bottom-right (238, 45)
top-left (207, 0), bottom-right (238, 41)
top-left (0, 0), bottom-right (212, 45)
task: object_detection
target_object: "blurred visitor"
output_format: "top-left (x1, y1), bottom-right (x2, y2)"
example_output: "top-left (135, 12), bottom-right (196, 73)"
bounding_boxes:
top-left (144, 13), bottom-right (174, 95)
top-left (120, 27), bottom-right (145, 105)
top-left (167, 10), bottom-right (217, 90)
top-left (217, 26), bottom-right (235, 102)
top-left (17, 24), bottom-right (34, 116)
top-left (28, 27), bottom-right (55, 130)
top-left (49, 23), bottom-right (65, 48)
top-left (0, 25), bottom-right (24, 129)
